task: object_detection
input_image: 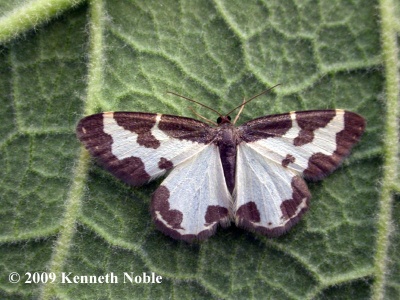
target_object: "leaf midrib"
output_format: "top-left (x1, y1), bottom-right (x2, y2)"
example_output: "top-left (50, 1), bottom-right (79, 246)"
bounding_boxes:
top-left (371, 0), bottom-right (400, 299)
top-left (39, 0), bottom-right (105, 299)
top-left (1, 1), bottom-right (395, 299)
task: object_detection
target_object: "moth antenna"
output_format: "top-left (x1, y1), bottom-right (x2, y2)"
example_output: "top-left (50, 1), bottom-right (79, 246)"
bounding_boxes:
top-left (188, 106), bottom-right (218, 126)
top-left (233, 97), bottom-right (246, 124)
top-left (167, 91), bottom-right (223, 117)
top-left (225, 83), bottom-right (281, 117)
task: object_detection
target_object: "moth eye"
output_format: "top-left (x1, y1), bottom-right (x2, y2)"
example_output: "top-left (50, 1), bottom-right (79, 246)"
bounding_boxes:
top-left (227, 116), bottom-right (231, 121)
top-left (217, 117), bottom-right (222, 124)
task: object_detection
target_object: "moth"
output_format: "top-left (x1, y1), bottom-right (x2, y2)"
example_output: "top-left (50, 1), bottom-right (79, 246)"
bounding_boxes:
top-left (76, 87), bottom-right (365, 242)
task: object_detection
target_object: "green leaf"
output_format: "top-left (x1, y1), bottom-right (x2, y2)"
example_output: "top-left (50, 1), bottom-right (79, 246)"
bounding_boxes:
top-left (0, 0), bottom-right (398, 299)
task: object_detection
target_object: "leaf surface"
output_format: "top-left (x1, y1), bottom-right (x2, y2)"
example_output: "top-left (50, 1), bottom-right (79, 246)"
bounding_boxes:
top-left (0, 0), bottom-right (398, 299)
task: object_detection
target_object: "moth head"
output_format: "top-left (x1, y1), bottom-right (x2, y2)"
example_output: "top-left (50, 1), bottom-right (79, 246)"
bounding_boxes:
top-left (217, 115), bottom-right (232, 124)
top-left (167, 84), bottom-right (280, 126)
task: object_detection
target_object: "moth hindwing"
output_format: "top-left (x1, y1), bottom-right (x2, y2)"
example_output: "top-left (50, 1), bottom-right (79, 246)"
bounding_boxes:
top-left (76, 109), bottom-right (365, 242)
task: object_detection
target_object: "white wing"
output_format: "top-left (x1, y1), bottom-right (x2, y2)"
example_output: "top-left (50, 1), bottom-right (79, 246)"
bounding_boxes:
top-left (77, 112), bottom-right (213, 186)
top-left (151, 145), bottom-right (232, 242)
top-left (239, 110), bottom-right (366, 180)
top-left (234, 142), bottom-right (310, 237)
top-left (234, 109), bottom-right (365, 236)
